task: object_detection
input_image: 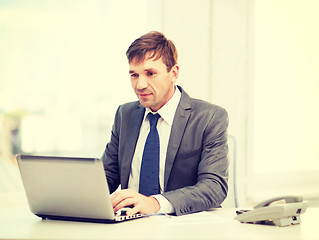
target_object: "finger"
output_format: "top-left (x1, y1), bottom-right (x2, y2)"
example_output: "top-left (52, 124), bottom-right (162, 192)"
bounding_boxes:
top-left (111, 189), bottom-right (134, 200)
top-left (111, 189), bottom-right (131, 207)
top-left (113, 197), bottom-right (135, 213)
top-left (126, 205), bottom-right (141, 216)
top-left (110, 189), bottom-right (142, 213)
top-left (110, 192), bottom-right (119, 204)
top-left (111, 192), bottom-right (122, 208)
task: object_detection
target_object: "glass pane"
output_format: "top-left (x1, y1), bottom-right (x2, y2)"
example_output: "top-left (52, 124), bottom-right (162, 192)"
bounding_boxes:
top-left (253, 0), bottom-right (319, 173)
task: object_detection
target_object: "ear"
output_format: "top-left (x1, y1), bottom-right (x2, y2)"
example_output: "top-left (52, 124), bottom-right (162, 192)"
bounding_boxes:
top-left (170, 65), bottom-right (179, 83)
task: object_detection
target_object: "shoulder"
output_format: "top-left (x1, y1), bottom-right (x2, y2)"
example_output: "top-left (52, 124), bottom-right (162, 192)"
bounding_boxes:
top-left (117, 101), bottom-right (141, 114)
top-left (179, 88), bottom-right (229, 140)
top-left (178, 86), bottom-right (228, 120)
top-left (191, 98), bottom-right (228, 118)
top-left (188, 99), bottom-right (229, 133)
top-left (112, 101), bottom-right (144, 129)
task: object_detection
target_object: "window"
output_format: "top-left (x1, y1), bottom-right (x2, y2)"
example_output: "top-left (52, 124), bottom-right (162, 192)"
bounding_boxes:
top-left (0, 0), bottom-right (156, 162)
top-left (248, 0), bottom-right (319, 203)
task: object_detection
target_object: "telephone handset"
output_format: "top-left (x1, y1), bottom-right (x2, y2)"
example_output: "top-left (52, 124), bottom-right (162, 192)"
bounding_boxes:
top-left (235, 195), bottom-right (308, 227)
top-left (253, 195), bottom-right (304, 208)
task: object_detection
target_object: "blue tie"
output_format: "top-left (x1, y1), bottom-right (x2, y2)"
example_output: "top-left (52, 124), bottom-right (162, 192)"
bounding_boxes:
top-left (139, 113), bottom-right (160, 196)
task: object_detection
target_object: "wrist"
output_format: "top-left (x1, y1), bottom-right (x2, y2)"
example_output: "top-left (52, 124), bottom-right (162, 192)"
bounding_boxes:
top-left (152, 194), bottom-right (175, 214)
top-left (150, 196), bottom-right (161, 213)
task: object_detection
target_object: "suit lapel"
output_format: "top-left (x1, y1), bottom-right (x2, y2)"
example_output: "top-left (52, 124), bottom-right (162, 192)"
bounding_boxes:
top-left (121, 105), bottom-right (145, 189)
top-left (164, 87), bottom-right (191, 190)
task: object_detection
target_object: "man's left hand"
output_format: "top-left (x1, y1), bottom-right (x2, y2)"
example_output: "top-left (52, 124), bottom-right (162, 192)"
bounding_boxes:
top-left (111, 189), bottom-right (160, 215)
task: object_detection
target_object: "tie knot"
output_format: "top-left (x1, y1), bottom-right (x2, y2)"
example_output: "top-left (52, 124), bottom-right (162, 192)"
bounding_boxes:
top-left (148, 113), bottom-right (160, 128)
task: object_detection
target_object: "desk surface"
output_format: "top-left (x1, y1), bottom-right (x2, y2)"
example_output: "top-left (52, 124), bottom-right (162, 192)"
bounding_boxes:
top-left (0, 193), bottom-right (318, 240)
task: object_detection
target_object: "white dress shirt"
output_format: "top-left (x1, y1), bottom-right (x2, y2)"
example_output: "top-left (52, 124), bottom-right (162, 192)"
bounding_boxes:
top-left (128, 86), bottom-right (181, 213)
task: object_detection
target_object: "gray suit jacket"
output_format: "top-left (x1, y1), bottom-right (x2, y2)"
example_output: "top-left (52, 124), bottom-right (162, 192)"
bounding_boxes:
top-left (101, 86), bottom-right (229, 215)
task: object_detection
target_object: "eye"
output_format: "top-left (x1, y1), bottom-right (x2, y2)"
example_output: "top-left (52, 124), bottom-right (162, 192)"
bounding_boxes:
top-left (147, 71), bottom-right (156, 77)
top-left (130, 73), bottom-right (139, 78)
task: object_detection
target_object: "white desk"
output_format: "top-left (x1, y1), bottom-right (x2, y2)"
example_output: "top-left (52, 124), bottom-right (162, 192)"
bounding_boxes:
top-left (0, 193), bottom-right (318, 240)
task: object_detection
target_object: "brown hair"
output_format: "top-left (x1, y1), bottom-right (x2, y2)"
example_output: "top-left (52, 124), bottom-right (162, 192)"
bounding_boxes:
top-left (126, 31), bottom-right (178, 72)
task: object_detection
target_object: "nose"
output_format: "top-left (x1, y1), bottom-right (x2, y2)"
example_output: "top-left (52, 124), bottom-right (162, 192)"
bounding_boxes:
top-left (136, 76), bottom-right (148, 90)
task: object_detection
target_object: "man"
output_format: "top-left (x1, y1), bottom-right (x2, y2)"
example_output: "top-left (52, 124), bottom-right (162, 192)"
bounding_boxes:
top-left (102, 31), bottom-right (229, 216)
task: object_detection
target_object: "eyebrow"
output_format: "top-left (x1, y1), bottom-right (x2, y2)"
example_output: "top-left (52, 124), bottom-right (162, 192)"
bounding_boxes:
top-left (129, 68), bottom-right (157, 74)
top-left (145, 68), bottom-right (157, 72)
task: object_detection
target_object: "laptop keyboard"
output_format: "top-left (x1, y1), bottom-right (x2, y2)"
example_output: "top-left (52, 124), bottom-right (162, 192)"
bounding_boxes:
top-left (114, 208), bottom-right (144, 221)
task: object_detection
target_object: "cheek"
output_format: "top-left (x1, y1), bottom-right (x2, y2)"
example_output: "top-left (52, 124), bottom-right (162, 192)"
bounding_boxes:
top-left (149, 75), bottom-right (170, 94)
top-left (130, 80), bottom-right (136, 89)
top-left (160, 77), bottom-right (173, 91)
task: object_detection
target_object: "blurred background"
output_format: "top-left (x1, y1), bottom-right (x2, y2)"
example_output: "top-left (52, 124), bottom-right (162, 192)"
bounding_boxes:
top-left (0, 0), bottom-right (318, 207)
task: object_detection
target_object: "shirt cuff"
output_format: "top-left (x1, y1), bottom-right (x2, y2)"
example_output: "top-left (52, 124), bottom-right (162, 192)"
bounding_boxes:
top-left (152, 194), bottom-right (175, 214)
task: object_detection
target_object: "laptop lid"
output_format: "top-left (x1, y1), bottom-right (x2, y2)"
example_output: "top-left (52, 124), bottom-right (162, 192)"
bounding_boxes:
top-left (16, 154), bottom-right (118, 222)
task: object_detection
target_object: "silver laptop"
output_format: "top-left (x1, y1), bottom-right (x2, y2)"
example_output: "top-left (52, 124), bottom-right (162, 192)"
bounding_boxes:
top-left (16, 154), bottom-right (144, 223)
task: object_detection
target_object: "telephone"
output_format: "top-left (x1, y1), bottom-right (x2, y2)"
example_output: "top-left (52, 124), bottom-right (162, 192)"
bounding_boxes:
top-left (235, 195), bottom-right (308, 227)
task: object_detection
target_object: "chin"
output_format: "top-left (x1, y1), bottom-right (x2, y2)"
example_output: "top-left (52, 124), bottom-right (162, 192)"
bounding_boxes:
top-left (139, 101), bottom-right (152, 109)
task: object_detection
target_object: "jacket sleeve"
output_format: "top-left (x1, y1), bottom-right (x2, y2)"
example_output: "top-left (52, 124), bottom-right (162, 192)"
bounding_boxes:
top-left (101, 107), bottom-right (121, 194)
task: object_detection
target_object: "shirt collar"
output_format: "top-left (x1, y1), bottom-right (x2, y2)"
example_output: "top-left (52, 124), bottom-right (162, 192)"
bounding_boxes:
top-left (144, 86), bottom-right (181, 126)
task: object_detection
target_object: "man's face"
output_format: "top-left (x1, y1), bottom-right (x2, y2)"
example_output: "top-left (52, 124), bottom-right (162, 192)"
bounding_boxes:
top-left (129, 54), bottom-right (179, 112)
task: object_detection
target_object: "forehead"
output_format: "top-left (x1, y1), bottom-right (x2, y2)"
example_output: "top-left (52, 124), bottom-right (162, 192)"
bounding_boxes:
top-left (129, 54), bottom-right (166, 71)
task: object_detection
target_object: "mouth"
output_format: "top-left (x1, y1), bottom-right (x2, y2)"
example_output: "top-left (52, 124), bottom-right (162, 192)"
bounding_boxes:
top-left (138, 93), bottom-right (152, 98)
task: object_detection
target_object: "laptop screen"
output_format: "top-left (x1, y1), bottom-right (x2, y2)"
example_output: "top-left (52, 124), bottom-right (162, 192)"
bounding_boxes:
top-left (16, 155), bottom-right (116, 220)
